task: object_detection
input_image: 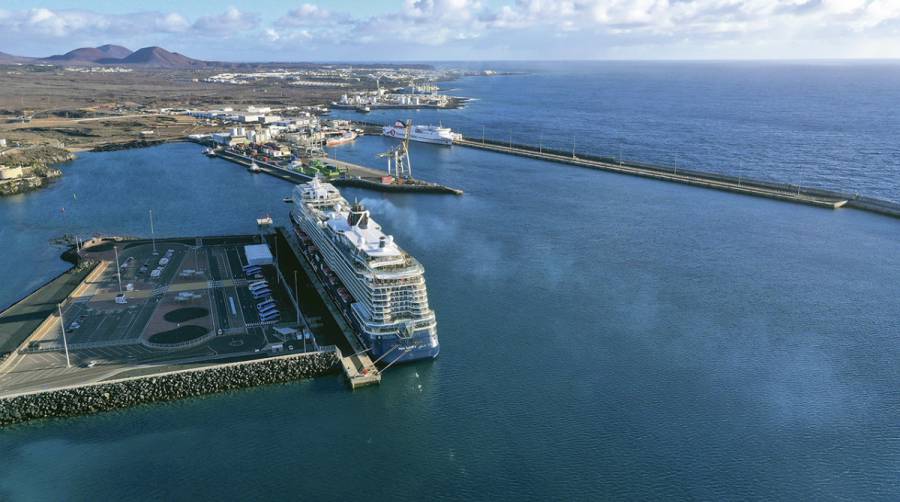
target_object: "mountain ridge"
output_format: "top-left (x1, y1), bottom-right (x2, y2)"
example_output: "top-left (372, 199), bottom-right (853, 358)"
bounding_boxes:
top-left (0, 45), bottom-right (205, 68)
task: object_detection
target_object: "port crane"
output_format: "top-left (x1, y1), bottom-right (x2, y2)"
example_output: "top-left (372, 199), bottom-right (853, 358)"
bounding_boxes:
top-left (377, 120), bottom-right (413, 180)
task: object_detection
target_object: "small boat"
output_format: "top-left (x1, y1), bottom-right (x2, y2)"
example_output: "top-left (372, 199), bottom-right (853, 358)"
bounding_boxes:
top-left (355, 106), bottom-right (371, 113)
top-left (282, 196), bottom-right (293, 204)
top-left (249, 162), bottom-right (261, 173)
top-left (257, 215), bottom-right (273, 226)
top-left (326, 131), bottom-right (358, 148)
top-left (203, 147), bottom-right (216, 156)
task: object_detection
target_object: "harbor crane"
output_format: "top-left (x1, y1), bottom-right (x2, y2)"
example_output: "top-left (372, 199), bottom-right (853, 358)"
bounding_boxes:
top-left (377, 120), bottom-right (413, 180)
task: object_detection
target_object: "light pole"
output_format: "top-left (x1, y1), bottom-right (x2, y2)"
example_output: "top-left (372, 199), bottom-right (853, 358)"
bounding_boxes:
top-left (274, 232), bottom-right (280, 285)
top-left (114, 245), bottom-right (123, 294)
top-left (58, 303), bottom-right (71, 368)
top-left (572, 134), bottom-right (576, 159)
top-left (294, 270), bottom-right (300, 323)
top-left (149, 209), bottom-right (158, 255)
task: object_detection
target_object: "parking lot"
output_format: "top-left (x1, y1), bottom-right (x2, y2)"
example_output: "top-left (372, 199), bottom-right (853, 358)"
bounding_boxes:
top-left (0, 236), bottom-right (318, 397)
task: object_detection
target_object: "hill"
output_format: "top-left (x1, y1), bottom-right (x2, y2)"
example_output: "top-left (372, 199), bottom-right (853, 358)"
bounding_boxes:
top-left (0, 51), bottom-right (34, 64)
top-left (0, 45), bottom-right (203, 68)
top-left (96, 44), bottom-right (133, 59)
top-left (43, 45), bottom-right (134, 63)
top-left (111, 46), bottom-right (205, 68)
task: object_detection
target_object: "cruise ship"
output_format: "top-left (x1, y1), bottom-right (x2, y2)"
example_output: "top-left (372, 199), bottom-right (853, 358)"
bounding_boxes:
top-left (383, 121), bottom-right (461, 145)
top-left (290, 177), bottom-right (439, 363)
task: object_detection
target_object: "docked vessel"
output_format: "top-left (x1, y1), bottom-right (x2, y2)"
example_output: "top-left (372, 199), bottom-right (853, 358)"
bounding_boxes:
top-left (383, 121), bottom-right (460, 145)
top-left (250, 161), bottom-right (261, 173)
top-left (290, 177), bottom-right (439, 363)
top-left (325, 131), bottom-right (358, 148)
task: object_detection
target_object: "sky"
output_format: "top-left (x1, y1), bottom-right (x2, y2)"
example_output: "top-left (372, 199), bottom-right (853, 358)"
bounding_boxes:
top-left (1, 1), bottom-right (900, 61)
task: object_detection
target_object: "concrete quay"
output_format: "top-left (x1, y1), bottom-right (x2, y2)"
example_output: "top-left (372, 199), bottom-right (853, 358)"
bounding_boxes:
top-left (0, 233), bottom-right (344, 406)
top-left (278, 228), bottom-right (381, 389)
top-left (208, 146), bottom-right (463, 196)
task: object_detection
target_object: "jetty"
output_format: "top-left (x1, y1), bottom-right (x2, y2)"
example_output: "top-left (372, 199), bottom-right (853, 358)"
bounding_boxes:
top-left (277, 228), bottom-right (381, 389)
top-left (203, 144), bottom-right (463, 196)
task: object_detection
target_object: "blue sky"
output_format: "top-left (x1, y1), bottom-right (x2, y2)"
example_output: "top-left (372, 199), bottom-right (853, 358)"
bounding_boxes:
top-left (2, 1), bottom-right (899, 61)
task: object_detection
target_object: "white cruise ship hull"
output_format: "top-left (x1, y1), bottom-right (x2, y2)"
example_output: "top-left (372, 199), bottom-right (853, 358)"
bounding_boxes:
top-left (289, 177), bottom-right (439, 366)
top-left (383, 125), bottom-right (454, 145)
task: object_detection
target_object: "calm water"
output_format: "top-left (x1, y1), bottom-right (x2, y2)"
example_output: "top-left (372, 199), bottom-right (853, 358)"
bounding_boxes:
top-left (2, 70), bottom-right (900, 500)
top-left (334, 61), bottom-right (900, 202)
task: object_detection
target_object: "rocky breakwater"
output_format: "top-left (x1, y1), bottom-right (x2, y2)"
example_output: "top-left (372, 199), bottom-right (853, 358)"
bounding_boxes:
top-left (0, 145), bottom-right (73, 196)
top-left (0, 350), bottom-right (339, 427)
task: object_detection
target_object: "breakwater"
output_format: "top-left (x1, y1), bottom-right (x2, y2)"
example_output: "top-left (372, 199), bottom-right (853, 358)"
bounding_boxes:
top-left (351, 120), bottom-right (900, 219)
top-left (458, 137), bottom-right (900, 218)
top-left (0, 349), bottom-right (340, 427)
top-left (457, 137), bottom-right (849, 210)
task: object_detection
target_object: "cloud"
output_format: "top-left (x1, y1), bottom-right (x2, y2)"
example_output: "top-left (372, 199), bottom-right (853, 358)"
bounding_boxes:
top-left (259, 0), bottom-right (900, 57)
top-left (192, 7), bottom-right (260, 35)
top-left (0, 8), bottom-right (192, 39)
top-left (2, 2), bottom-right (900, 60)
top-left (279, 3), bottom-right (337, 26)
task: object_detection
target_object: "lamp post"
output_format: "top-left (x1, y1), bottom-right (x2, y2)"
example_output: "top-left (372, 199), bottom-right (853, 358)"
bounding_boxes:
top-left (149, 209), bottom-right (157, 255)
top-left (58, 303), bottom-right (70, 368)
top-left (114, 245), bottom-right (123, 294)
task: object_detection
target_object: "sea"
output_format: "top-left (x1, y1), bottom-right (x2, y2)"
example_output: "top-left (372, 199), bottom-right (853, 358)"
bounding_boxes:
top-left (1, 62), bottom-right (899, 501)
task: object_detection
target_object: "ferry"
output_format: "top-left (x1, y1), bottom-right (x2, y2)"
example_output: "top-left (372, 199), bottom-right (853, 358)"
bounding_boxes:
top-left (290, 176), bottom-right (439, 363)
top-left (383, 121), bottom-right (460, 145)
top-left (325, 131), bottom-right (358, 148)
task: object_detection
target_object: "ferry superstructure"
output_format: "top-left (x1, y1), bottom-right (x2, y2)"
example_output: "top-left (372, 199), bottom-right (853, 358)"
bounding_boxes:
top-left (290, 177), bottom-right (439, 363)
top-left (383, 121), bottom-right (460, 145)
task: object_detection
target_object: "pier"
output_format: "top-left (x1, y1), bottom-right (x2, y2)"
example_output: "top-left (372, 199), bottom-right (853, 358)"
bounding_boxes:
top-left (203, 143), bottom-right (463, 196)
top-left (277, 228), bottom-right (381, 388)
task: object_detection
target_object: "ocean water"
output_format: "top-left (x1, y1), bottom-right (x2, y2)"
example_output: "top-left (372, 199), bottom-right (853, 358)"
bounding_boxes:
top-left (334, 61), bottom-right (900, 202)
top-left (2, 65), bottom-right (900, 500)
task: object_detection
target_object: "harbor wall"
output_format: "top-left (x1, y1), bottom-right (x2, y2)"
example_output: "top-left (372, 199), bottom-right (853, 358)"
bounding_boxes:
top-left (464, 137), bottom-right (900, 219)
top-left (0, 349), bottom-right (340, 427)
top-left (350, 121), bottom-right (900, 219)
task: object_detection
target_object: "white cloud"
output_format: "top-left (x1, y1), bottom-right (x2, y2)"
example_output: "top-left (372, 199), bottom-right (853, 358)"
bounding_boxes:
top-left (193, 7), bottom-right (259, 35)
top-left (2, 2), bottom-right (900, 60)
